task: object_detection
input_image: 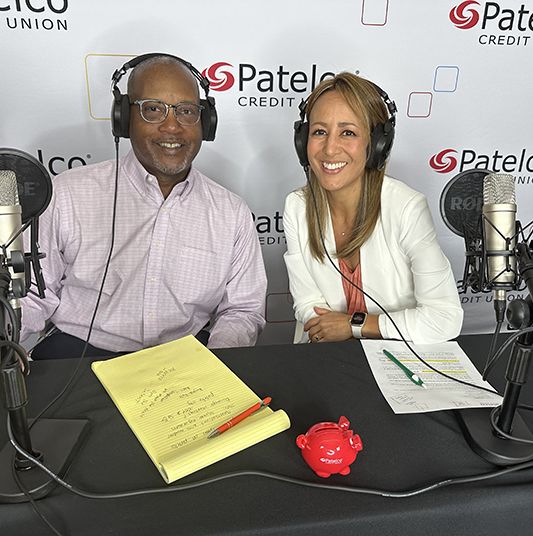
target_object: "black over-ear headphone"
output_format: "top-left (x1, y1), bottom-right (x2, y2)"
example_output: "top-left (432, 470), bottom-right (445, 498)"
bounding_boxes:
top-left (293, 80), bottom-right (397, 171)
top-left (111, 53), bottom-right (218, 141)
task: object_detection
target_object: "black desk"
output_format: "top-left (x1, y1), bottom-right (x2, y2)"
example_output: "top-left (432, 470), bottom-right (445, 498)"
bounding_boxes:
top-left (1, 335), bottom-right (533, 536)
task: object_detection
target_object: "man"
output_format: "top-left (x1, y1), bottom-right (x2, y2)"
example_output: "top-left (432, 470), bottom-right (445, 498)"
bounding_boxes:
top-left (21, 55), bottom-right (267, 358)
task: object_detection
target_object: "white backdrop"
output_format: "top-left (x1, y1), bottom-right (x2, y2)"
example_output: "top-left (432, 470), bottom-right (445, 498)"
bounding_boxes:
top-left (1, 0), bottom-right (532, 344)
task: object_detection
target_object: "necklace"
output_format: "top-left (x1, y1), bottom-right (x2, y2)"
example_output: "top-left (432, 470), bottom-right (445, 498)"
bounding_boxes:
top-left (334, 218), bottom-right (351, 238)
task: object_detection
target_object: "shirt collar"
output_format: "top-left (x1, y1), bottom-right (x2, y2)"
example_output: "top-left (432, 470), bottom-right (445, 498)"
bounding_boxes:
top-left (123, 149), bottom-right (196, 202)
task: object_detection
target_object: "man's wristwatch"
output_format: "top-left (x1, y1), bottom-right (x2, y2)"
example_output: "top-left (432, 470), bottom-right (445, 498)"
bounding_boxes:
top-left (350, 312), bottom-right (367, 339)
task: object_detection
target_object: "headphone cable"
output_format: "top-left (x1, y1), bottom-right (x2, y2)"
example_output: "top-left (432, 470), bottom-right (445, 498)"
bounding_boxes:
top-left (305, 167), bottom-right (501, 395)
top-left (27, 138), bottom-right (120, 427)
top-left (305, 166), bottom-right (533, 444)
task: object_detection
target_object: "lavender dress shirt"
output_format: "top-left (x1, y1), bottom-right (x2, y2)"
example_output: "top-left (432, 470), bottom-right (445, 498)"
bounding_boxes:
top-left (21, 150), bottom-right (267, 351)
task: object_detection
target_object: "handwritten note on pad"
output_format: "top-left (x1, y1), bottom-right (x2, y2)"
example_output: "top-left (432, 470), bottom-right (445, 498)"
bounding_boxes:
top-left (91, 335), bottom-right (290, 483)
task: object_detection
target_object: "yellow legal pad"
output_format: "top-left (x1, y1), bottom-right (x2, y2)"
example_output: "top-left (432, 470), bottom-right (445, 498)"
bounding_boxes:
top-left (91, 335), bottom-right (291, 483)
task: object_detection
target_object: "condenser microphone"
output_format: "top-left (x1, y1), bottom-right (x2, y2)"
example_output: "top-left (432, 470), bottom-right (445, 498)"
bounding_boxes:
top-left (0, 170), bottom-right (26, 326)
top-left (482, 172), bottom-right (517, 321)
top-left (0, 149), bottom-right (52, 301)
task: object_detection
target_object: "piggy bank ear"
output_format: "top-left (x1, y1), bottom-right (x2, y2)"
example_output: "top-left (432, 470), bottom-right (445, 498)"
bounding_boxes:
top-left (350, 434), bottom-right (363, 452)
top-left (338, 416), bottom-right (350, 429)
top-left (296, 435), bottom-right (307, 449)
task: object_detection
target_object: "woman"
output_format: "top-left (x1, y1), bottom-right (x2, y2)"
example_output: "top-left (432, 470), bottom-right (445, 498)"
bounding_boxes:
top-left (283, 72), bottom-right (463, 344)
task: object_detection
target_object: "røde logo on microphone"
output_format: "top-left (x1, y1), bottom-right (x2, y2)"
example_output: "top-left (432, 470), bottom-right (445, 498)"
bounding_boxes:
top-left (202, 62), bottom-right (235, 92)
top-left (429, 149), bottom-right (458, 173)
top-left (450, 1), bottom-right (480, 29)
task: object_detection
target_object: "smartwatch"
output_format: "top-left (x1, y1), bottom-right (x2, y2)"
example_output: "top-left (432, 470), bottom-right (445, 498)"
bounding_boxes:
top-left (350, 312), bottom-right (367, 339)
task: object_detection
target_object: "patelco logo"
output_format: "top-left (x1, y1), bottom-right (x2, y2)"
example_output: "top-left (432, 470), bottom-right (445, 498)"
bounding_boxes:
top-left (1, 0), bottom-right (70, 31)
top-left (430, 149), bottom-right (458, 173)
top-left (199, 60), bottom-right (337, 108)
top-left (448, 2), bottom-right (532, 45)
top-left (202, 62), bottom-right (235, 91)
top-left (430, 147), bottom-right (533, 182)
top-left (450, 1), bottom-right (480, 29)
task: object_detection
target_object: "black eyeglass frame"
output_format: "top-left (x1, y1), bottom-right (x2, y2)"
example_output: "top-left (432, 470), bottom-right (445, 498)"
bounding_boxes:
top-left (132, 99), bottom-right (205, 125)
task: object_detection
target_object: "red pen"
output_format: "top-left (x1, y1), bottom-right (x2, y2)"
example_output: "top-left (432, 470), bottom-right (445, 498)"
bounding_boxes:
top-left (207, 397), bottom-right (272, 439)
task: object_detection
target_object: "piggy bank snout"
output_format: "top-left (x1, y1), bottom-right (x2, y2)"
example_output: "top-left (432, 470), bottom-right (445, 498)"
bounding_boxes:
top-left (295, 434), bottom-right (308, 449)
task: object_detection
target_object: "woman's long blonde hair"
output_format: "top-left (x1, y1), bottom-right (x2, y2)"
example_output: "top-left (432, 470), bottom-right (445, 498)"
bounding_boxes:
top-left (303, 72), bottom-right (390, 262)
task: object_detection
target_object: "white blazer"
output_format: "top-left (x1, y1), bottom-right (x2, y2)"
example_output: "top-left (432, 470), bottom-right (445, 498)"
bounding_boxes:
top-left (283, 176), bottom-right (463, 344)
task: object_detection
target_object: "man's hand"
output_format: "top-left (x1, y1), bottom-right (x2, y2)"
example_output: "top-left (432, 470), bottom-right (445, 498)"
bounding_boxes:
top-left (304, 306), bottom-right (352, 343)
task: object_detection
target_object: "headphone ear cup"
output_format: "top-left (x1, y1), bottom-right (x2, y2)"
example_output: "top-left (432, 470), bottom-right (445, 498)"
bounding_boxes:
top-left (294, 120), bottom-right (310, 168)
top-left (366, 119), bottom-right (395, 170)
top-left (200, 97), bottom-right (218, 141)
top-left (111, 93), bottom-right (131, 139)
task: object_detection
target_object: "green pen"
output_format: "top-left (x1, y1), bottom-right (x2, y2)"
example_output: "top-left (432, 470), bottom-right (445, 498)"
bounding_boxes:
top-left (382, 349), bottom-right (426, 389)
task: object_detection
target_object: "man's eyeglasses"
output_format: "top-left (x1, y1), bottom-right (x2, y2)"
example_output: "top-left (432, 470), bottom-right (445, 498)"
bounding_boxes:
top-left (132, 99), bottom-right (204, 126)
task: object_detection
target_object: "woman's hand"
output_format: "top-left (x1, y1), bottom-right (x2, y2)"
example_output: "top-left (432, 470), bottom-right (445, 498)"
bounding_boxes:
top-left (304, 306), bottom-right (352, 343)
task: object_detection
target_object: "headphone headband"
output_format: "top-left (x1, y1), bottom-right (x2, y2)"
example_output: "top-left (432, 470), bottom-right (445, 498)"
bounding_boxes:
top-left (372, 82), bottom-right (397, 127)
top-left (110, 53), bottom-right (217, 141)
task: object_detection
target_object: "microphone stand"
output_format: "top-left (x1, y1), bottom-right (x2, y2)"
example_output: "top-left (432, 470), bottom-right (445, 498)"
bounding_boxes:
top-left (456, 240), bottom-right (533, 465)
top-left (0, 269), bottom-right (43, 470)
top-left (0, 220), bottom-right (89, 503)
top-left (496, 244), bottom-right (533, 431)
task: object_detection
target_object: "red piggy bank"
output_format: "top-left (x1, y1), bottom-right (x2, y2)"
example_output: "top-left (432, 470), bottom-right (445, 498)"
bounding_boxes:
top-left (296, 416), bottom-right (363, 477)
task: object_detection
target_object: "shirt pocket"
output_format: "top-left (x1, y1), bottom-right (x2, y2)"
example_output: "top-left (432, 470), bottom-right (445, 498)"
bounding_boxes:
top-left (165, 246), bottom-right (226, 307)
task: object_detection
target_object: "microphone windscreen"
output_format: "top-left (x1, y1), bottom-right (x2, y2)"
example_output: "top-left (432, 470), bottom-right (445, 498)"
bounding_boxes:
top-left (0, 148), bottom-right (52, 223)
top-left (0, 169), bottom-right (20, 205)
top-left (483, 173), bottom-right (516, 205)
top-left (439, 168), bottom-right (491, 239)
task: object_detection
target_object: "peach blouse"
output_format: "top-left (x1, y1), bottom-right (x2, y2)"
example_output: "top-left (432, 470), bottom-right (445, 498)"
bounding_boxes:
top-left (338, 258), bottom-right (367, 314)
